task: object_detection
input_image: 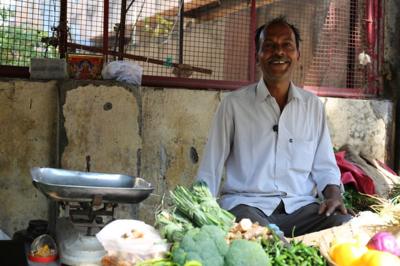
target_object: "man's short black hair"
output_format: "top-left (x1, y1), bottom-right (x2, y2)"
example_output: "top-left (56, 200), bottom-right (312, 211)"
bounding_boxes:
top-left (255, 16), bottom-right (302, 53)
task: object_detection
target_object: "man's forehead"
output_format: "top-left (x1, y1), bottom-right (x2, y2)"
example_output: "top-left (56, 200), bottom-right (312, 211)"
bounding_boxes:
top-left (263, 22), bottom-right (295, 38)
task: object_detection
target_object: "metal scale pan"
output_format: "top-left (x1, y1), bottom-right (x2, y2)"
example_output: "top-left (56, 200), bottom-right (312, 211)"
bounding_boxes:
top-left (31, 167), bottom-right (154, 204)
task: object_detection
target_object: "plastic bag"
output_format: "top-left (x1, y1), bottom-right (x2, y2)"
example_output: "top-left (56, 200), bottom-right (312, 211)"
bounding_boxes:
top-left (102, 61), bottom-right (143, 85)
top-left (96, 219), bottom-right (168, 265)
top-left (0, 229), bottom-right (10, 240)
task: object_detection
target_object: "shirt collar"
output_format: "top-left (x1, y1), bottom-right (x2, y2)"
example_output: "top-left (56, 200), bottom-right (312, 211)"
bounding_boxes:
top-left (255, 78), bottom-right (304, 103)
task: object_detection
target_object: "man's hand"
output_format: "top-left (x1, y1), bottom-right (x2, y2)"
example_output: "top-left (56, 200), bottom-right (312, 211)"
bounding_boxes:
top-left (318, 184), bottom-right (347, 216)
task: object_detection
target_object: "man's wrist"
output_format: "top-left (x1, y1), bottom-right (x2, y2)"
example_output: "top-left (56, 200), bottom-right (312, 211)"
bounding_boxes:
top-left (322, 184), bottom-right (342, 199)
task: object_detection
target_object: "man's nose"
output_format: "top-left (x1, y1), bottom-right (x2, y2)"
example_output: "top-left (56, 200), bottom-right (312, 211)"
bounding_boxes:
top-left (273, 44), bottom-right (285, 55)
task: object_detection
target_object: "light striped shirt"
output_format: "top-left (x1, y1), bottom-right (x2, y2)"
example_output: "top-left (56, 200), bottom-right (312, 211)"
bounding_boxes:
top-left (196, 79), bottom-right (341, 215)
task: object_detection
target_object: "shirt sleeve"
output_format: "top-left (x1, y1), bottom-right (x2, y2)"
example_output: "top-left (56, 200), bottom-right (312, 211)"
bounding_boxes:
top-left (195, 97), bottom-right (234, 196)
top-left (311, 100), bottom-right (343, 196)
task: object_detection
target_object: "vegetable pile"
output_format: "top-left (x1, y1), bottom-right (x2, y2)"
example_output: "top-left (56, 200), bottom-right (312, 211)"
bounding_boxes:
top-left (329, 231), bottom-right (400, 266)
top-left (343, 185), bottom-right (378, 213)
top-left (226, 218), bottom-right (273, 243)
top-left (171, 225), bottom-right (229, 266)
top-left (367, 231), bottom-right (400, 256)
top-left (225, 239), bottom-right (270, 266)
top-left (98, 180), bottom-right (400, 266)
top-left (155, 181), bottom-right (235, 243)
top-left (150, 181), bottom-right (327, 266)
top-left (262, 235), bottom-right (326, 266)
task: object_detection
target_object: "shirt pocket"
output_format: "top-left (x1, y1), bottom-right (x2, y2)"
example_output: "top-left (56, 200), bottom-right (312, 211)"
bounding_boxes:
top-left (289, 139), bottom-right (315, 172)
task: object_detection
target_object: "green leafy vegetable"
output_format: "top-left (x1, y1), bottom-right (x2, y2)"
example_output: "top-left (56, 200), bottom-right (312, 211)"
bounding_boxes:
top-left (170, 181), bottom-right (235, 231)
top-left (261, 235), bottom-right (327, 266)
top-left (155, 210), bottom-right (194, 242)
top-left (171, 225), bottom-right (229, 266)
top-left (343, 185), bottom-right (378, 213)
top-left (156, 181), bottom-right (236, 242)
top-left (224, 239), bottom-right (270, 266)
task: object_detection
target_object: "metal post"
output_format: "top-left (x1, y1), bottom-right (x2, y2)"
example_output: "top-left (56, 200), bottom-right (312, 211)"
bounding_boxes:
top-left (366, 0), bottom-right (375, 54)
top-left (103, 0), bottom-right (109, 61)
top-left (345, 0), bottom-right (357, 89)
top-left (178, 0), bottom-right (184, 64)
top-left (118, 0), bottom-right (127, 60)
top-left (59, 0), bottom-right (68, 58)
top-left (366, 0), bottom-right (380, 95)
top-left (248, 0), bottom-right (256, 82)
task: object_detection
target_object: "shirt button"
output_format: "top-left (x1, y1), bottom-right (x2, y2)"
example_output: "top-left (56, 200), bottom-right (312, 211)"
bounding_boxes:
top-left (289, 138), bottom-right (293, 143)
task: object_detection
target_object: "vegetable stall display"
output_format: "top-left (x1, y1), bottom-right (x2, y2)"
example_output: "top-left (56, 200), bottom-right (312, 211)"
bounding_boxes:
top-left (151, 181), bottom-right (327, 266)
top-left (95, 179), bottom-right (400, 265)
top-left (99, 181), bottom-right (400, 266)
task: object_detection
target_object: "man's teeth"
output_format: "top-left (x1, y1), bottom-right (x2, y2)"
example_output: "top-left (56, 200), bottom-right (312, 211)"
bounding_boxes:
top-left (271, 60), bottom-right (287, 64)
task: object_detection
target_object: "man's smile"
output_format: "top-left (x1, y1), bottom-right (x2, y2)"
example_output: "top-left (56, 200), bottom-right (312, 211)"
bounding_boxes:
top-left (268, 58), bottom-right (291, 65)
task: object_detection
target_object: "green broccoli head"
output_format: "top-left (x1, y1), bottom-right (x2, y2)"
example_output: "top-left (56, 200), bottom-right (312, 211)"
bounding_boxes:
top-left (171, 225), bottom-right (229, 266)
top-left (225, 239), bottom-right (270, 266)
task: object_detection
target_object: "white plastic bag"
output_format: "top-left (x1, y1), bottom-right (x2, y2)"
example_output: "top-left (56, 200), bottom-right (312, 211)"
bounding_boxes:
top-left (96, 219), bottom-right (168, 265)
top-left (0, 229), bottom-right (10, 240)
top-left (102, 61), bottom-right (143, 85)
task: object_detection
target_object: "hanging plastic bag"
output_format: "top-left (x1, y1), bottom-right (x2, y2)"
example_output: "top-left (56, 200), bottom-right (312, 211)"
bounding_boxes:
top-left (102, 61), bottom-right (143, 86)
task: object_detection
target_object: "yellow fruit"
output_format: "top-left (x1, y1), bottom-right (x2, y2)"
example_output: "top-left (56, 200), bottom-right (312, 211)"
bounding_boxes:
top-left (330, 242), bottom-right (368, 266)
top-left (355, 250), bottom-right (400, 266)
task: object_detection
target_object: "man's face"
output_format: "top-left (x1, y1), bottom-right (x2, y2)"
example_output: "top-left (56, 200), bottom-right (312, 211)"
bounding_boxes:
top-left (257, 23), bottom-right (300, 84)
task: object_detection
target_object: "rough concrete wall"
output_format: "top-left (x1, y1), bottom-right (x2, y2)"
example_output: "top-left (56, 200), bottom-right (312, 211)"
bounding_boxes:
top-left (139, 88), bottom-right (220, 223)
top-left (0, 80), bottom-right (57, 236)
top-left (61, 84), bottom-right (141, 174)
top-left (322, 97), bottom-right (393, 163)
top-left (60, 83), bottom-right (142, 218)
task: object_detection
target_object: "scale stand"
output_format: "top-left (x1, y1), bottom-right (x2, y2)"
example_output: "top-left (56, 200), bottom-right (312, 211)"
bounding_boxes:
top-left (30, 167), bottom-right (154, 266)
top-left (56, 201), bottom-right (117, 265)
top-left (63, 200), bottom-right (117, 236)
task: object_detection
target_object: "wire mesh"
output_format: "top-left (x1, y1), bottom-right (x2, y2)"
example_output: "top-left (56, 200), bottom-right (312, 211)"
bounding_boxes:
top-left (68, 0), bottom-right (104, 49)
top-left (0, 0), bottom-right (59, 66)
top-left (67, 0), bottom-right (252, 81)
top-left (257, 0), bottom-right (370, 90)
top-left (0, 0), bottom-right (380, 94)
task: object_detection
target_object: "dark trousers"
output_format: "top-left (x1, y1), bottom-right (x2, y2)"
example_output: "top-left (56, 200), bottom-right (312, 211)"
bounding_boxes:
top-left (229, 201), bottom-right (352, 237)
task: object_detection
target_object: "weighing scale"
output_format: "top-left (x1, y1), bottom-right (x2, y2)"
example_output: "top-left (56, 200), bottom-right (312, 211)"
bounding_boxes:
top-left (31, 167), bottom-right (154, 265)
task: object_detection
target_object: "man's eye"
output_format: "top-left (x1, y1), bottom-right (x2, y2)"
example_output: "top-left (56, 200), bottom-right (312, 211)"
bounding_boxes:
top-left (263, 43), bottom-right (274, 50)
top-left (283, 43), bottom-right (295, 49)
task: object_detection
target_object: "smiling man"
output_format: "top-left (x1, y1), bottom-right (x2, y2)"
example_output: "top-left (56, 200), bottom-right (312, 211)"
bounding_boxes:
top-left (196, 16), bottom-right (352, 237)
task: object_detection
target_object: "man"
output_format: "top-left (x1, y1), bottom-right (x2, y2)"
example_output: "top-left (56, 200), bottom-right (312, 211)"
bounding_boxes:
top-left (196, 16), bottom-right (352, 237)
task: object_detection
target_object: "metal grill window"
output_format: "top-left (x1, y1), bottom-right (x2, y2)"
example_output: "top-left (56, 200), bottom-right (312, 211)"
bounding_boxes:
top-left (0, 0), bottom-right (382, 96)
top-left (0, 0), bottom-right (59, 66)
top-left (255, 0), bottom-right (380, 95)
top-left (67, 0), bottom-right (252, 81)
